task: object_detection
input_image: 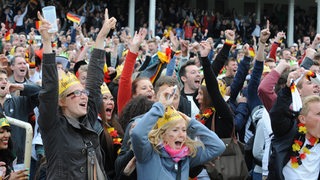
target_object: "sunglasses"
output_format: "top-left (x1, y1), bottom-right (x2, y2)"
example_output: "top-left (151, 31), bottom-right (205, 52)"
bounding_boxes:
top-left (66, 89), bottom-right (89, 97)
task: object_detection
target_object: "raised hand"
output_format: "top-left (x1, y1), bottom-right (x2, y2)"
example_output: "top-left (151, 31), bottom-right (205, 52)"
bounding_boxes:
top-left (169, 31), bottom-right (179, 51)
top-left (311, 34), bottom-right (320, 49)
top-left (95, 8), bottom-right (117, 49)
top-left (242, 44), bottom-right (250, 57)
top-left (199, 41), bottom-right (211, 57)
top-left (129, 28), bottom-right (147, 53)
top-left (225, 29), bottom-right (235, 41)
top-left (286, 68), bottom-right (305, 87)
top-left (37, 11), bottom-right (52, 42)
top-left (275, 59), bottom-right (290, 74)
top-left (158, 86), bottom-right (176, 107)
top-left (259, 20), bottom-right (271, 44)
top-left (98, 9), bottom-right (117, 38)
top-left (305, 47), bottom-right (316, 59)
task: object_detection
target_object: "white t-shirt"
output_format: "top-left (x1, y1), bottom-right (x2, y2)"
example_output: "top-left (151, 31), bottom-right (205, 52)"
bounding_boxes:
top-left (282, 140), bottom-right (320, 180)
top-left (186, 95), bottom-right (199, 119)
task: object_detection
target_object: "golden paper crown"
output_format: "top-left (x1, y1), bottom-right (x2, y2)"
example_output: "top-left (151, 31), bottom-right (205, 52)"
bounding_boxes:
top-left (59, 71), bottom-right (80, 95)
top-left (157, 106), bottom-right (183, 128)
top-left (114, 64), bottom-right (124, 80)
top-left (101, 82), bottom-right (111, 94)
top-left (0, 117), bottom-right (9, 128)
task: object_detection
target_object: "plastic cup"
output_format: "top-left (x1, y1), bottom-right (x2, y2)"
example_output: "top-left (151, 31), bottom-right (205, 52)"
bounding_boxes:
top-left (42, 6), bottom-right (58, 33)
top-left (13, 163), bottom-right (25, 171)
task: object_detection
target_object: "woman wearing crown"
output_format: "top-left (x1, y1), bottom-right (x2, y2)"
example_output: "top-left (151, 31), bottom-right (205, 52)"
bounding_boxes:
top-left (130, 85), bottom-right (225, 179)
top-left (37, 9), bottom-right (116, 179)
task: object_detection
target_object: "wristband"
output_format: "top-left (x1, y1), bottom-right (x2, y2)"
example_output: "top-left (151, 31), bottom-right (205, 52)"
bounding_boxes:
top-left (225, 39), bottom-right (234, 45)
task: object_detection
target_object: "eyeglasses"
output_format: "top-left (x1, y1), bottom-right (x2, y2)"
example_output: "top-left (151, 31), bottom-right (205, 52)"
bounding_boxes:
top-left (66, 89), bottom-right (89, 97)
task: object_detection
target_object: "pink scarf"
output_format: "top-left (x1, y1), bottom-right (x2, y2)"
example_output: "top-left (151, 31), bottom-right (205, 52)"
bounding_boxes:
top-left (163, 144), bottom-right (189, 162)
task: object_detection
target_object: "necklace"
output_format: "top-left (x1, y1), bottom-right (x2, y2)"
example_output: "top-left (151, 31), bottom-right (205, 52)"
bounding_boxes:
top-left (195, 107), bottom-right (215, 125)
top-left (290, 123), bottom-right (319, 168)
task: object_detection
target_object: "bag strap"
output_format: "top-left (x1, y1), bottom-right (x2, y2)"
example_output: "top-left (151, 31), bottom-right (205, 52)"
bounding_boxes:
top-left (176, 161), bottom-right (182, 180)
top-left (83, 138), bottom-right (105, 180)
top-left (210, 111), bottom-right (237, 141)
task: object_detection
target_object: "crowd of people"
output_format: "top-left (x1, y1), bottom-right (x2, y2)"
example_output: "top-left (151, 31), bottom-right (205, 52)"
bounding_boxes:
top-left (0, 0), bottom-right (320, 180)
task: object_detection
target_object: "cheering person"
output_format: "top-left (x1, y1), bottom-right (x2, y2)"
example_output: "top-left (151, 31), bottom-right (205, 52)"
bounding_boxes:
top-left (37, 9), bottom-right (116, 179)
top-left (130, 86), bottom-right (225, 179)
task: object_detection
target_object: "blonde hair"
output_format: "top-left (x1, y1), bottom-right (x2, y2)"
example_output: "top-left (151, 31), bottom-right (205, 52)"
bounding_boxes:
top-left (300, 95), bottom-right (320, 116)
top-left (148, 118), bottom-right (204, 157)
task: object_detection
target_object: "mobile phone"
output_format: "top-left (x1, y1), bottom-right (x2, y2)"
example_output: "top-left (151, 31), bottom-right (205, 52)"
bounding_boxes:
top-left (167, 85), bottom-right (178, 100)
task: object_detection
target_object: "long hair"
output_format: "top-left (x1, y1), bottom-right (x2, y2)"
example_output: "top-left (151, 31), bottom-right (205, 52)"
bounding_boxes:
top-left (199, 85), bottom-right (213, 112)
top-left (148, 118), bottom-right (204, 157)
top-left (0, 126), bottom-right (15, 176)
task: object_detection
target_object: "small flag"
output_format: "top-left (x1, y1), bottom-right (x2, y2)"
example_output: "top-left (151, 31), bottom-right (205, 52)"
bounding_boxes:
top-left (4, 31), bottom-right (10, 41)
top-left (249, 47), bottom-right (255, 57)
top-left (35, 20), bottom-right (42, 30)
top-left (67, 12), bottom-right (81, 24)
top-left (306, 71), bottom-right (320, 85)
top-left (290, 79), bottom-right (302, 112)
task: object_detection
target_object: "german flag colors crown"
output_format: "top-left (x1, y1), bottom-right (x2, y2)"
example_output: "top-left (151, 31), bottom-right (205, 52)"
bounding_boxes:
top-left (157, 106), bottom-right (183, 128)
top-left (59, 71), bottom-right (80, 95)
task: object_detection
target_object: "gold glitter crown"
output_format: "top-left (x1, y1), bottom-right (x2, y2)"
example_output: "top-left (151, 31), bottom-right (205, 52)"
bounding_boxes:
top-left (59, 71), bottom-right (80, 95)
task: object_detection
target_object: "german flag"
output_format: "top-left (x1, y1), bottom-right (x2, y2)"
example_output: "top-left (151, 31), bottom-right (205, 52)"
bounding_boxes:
top-left (35, 20), bottom-right (42, 30)
top-left (67, 12), bottom-right (81, 24)
top-left (249, 47), bottom-right (255, 57)
top-left (290, 80), bottom-right (302, 112)
top-left (4, 31), bottom-right (10, 41)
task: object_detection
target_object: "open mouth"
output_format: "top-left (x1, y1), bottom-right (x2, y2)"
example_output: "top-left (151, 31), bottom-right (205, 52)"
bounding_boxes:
top-left (79, 102), bottom-right (86, 107)
top-left (0, 139), bottom-right (8, 145)
top-left (0, 87), bottom-right (5, 90)
top-left (105, 108), bottom-right (113, 113)
top-left (175, 141), bottom-right (183, 148)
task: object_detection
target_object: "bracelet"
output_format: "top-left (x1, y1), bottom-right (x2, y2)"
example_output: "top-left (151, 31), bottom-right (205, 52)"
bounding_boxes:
top-left (225, 39), bottom-right (234, 45)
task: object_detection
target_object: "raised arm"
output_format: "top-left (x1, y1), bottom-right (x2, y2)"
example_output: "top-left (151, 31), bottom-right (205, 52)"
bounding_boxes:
top-left (117, 28), bottom-right (147, 115)
top-left (258, 59), bottom-right (290, 112)
top-left (37, 11), bottom-right (59, 130)
top-left (247, 22), bottom-right (271, 111)
top-left (86, 8), bottom-right (116, 125)
top-left (269, 31), bottom-right (285, 60)
top-left (199, 41), bottom-right (234, 138)
top-left (211, 30), bottom-right (235, 75)
top-left (130, 86), bottom-right (175, 163)
top-left (270, 69), bottom-right (304, 137)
